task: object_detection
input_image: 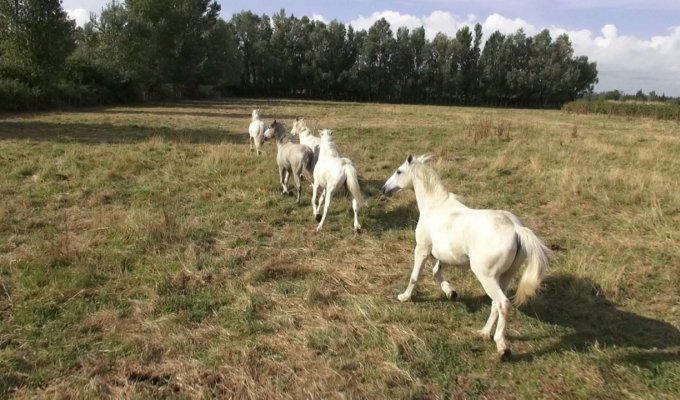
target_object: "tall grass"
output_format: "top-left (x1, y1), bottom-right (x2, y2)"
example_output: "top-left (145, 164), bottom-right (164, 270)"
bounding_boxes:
top-left (563, 99), bottom-right (680, 120)
top-left (0, 100), bottom-right (679, 398)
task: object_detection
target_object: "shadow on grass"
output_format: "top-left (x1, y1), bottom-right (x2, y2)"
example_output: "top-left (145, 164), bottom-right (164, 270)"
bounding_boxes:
top-left (0, 120), bottom-right (249, 145)
top-left (522, 274), bottom-right (680, 366)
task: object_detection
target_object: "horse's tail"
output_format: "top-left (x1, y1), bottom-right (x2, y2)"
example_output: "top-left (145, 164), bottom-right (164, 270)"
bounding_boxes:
top-left (302, 150), bottom-right (314, 181)
top-left (513, 226), bottom-right (550, 306)
top-left (343, 163), bottom-right (363, 207)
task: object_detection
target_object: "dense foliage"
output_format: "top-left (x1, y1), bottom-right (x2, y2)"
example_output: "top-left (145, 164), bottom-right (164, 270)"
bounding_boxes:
top-left (0, 0), bottom-right (599, 111)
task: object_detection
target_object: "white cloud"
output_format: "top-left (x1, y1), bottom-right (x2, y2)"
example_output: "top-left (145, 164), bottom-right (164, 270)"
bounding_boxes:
top-left (350, 11), bottom-right (424, 33)
top-left (347, 10), bottom-right (680, 95)
top-left (66, 8), bottom-right (91, 27)
top-left (310, 13), bottom-right (327, 23)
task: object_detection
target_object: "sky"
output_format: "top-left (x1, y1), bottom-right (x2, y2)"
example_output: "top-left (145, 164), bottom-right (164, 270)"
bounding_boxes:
top-left (62, 0), bottom-right (680, 96)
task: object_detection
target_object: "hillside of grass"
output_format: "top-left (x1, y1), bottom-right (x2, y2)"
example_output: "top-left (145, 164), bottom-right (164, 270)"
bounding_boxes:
top-left (1, 100), bottom-right (679, 398)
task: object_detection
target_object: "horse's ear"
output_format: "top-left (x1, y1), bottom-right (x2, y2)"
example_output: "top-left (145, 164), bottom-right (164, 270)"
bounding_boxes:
top-left (295, 116), bottom-right (299, 121)
top-left (407, 154), bottom-right (413, 164)
top-left (273, 119), bottom-right (277, 124)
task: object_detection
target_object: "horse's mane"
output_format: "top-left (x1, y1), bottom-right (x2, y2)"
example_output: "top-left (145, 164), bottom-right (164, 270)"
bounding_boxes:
top-left (410, 163), bottom-right (449, 201)
top-left (319, 133), bottom-right (340, 157)
top-left (272, 122), bottom-right (291, 144)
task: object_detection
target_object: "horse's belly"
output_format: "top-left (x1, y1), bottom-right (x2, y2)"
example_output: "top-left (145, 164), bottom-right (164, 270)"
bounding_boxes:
top-left (431, 244), bottom-right (469, 266)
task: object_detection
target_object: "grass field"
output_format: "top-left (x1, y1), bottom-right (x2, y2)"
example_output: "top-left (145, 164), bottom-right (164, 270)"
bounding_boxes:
top-left (1, 99), bottom-right (679, 399)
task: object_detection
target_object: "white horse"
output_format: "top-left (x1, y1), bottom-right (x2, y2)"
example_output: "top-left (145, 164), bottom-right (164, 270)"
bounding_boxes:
top-left (381, 154), bottom-right (550, 360)
top-left (312, 129), bottom-right (363, 232)
top-left (263, 120), bottom-right (314, 203)
top-left (248, 109), bottom-right (265, 155)
top-left (290, 117), bottom-right (320, 165)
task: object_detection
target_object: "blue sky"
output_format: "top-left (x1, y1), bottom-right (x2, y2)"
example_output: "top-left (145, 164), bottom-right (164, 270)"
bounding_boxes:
top-left (63, 0), bottom-right (680, 96)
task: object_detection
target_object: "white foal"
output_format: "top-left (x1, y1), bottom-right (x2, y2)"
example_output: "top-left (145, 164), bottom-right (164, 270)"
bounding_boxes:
top-left (382, 154), bottom-right (550, 360)
top-left (312, 129), bottom-right (363, 232)
top-left (248, 109), bottom-right (265, 155)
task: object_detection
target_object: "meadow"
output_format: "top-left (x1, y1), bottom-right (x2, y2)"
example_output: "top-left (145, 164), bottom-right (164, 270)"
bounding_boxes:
top-left (0, 99), bottom-right (679, 399)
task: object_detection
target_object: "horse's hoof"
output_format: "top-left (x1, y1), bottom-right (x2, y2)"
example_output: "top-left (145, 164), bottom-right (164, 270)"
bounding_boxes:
top-left (446, 290), bottom-right (459, 300)
top-left (315, 214), bottom-right (322, 222)
top-left (316, 226), bottom-right (323, 232)
top-left (499, 349), bottom-right (512, 362)
top-left (354, 227), bottom-right (362, 234)
top-left (397, 293), bottom-right (410, 302)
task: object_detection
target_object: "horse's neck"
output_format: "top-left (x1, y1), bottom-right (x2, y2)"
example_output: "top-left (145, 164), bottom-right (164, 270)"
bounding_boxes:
top-left (276, 136), bottom-right (290, 146)
top-left (319, 144), bottom-right (339, 158)
top-left (300, 129), bottom-right (313, 138)
top-left (412, 171), bottom-right (463, 213)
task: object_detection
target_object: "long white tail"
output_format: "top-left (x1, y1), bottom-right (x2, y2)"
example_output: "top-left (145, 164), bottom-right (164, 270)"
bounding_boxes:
top-left (514, 226), bottom-right (550, 305)
top-left (343, 164), bottom-right (363, 207)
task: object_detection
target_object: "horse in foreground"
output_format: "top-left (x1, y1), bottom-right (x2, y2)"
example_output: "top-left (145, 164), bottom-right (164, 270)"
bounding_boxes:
top-left (248, 109), bottom-right (265, 155)
top-left (263, 120), bottom-right (314, 203)
top-left (290, 117), bottom-right (321, 164)
top-left (381, 154), bottom-right (550, 360)
top-left (312, 129), bottom-right (363, 232)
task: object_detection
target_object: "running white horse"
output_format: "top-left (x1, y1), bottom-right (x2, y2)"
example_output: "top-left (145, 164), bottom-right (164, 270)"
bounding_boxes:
top-left (248, 109), bottom-right (265, 155)
top-left (290, 117), bottom-right (321, 164)
top-left (312, 129), bottom-right (363, 232)
top-left (381, 154), bottom-right (550, 360)
top-left (263, 120), bottom-right (314, 203)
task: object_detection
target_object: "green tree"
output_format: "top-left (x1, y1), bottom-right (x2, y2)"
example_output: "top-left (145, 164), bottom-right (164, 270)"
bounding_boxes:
top-left (0, 0), bottom-right (75, 84)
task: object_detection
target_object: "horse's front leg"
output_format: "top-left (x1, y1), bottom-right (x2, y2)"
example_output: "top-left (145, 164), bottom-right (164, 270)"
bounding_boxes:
top-left (249, 136), bottom-right (254, 152)
top-left (398, 244), bottom-right (430, 302)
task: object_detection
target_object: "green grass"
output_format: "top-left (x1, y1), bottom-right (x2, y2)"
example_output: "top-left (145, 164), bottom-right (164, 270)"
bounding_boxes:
top-left (1, 100), bottom-right (679, 398)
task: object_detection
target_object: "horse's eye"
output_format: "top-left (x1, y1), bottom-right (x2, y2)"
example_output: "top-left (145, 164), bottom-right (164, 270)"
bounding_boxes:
top-left (396, 170), bottom-right (402, 175)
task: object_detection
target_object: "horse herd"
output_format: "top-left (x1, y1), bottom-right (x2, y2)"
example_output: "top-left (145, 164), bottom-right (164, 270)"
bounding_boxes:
top-left (247, 109), bottom-right (551, 361)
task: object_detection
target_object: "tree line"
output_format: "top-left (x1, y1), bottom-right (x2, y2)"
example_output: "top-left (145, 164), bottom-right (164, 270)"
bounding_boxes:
top-left (0, 0), bottom-right (599, 111)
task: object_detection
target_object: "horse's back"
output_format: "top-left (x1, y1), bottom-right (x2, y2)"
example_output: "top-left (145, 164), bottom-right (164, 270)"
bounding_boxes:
top-left (249, 120), bottom-right (263, 136)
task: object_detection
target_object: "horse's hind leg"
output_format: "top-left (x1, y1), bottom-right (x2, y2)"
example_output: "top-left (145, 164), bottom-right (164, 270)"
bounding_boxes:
top-left (279, 167), bottom-right (289, 195)
top-left (475, 272), bottom-right (512, 360)
top-left (311, 182), bottom-right (319, 217)
top-left (351, 198), bottom-right (361, 231)
top-left (293, 170), bottom-right (302, 204)
top-left (477, 301), bottom-right (499, 340)
top-left (433, 261), bottom-right (457, 300)
top-left (398, 244), bottom-right (429, 302)
top-left (249, 136), bottom-right (254, 152)
top-left (314, 188), bottom-right (326, 222)
top-left (316, 186), bottom-right (334, 231)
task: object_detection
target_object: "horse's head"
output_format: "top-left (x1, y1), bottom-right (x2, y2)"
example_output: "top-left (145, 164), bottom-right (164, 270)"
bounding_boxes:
top-left (264, 120), bottom-right (286, 141)
top-left (290, 117), bottom-right (305, 137)
top-left (252, 109), bottom-right (261, 120)
top-left (382, 154), bottom-right (434, 196)
top-left (319, 129), bottom-right (333, 140)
